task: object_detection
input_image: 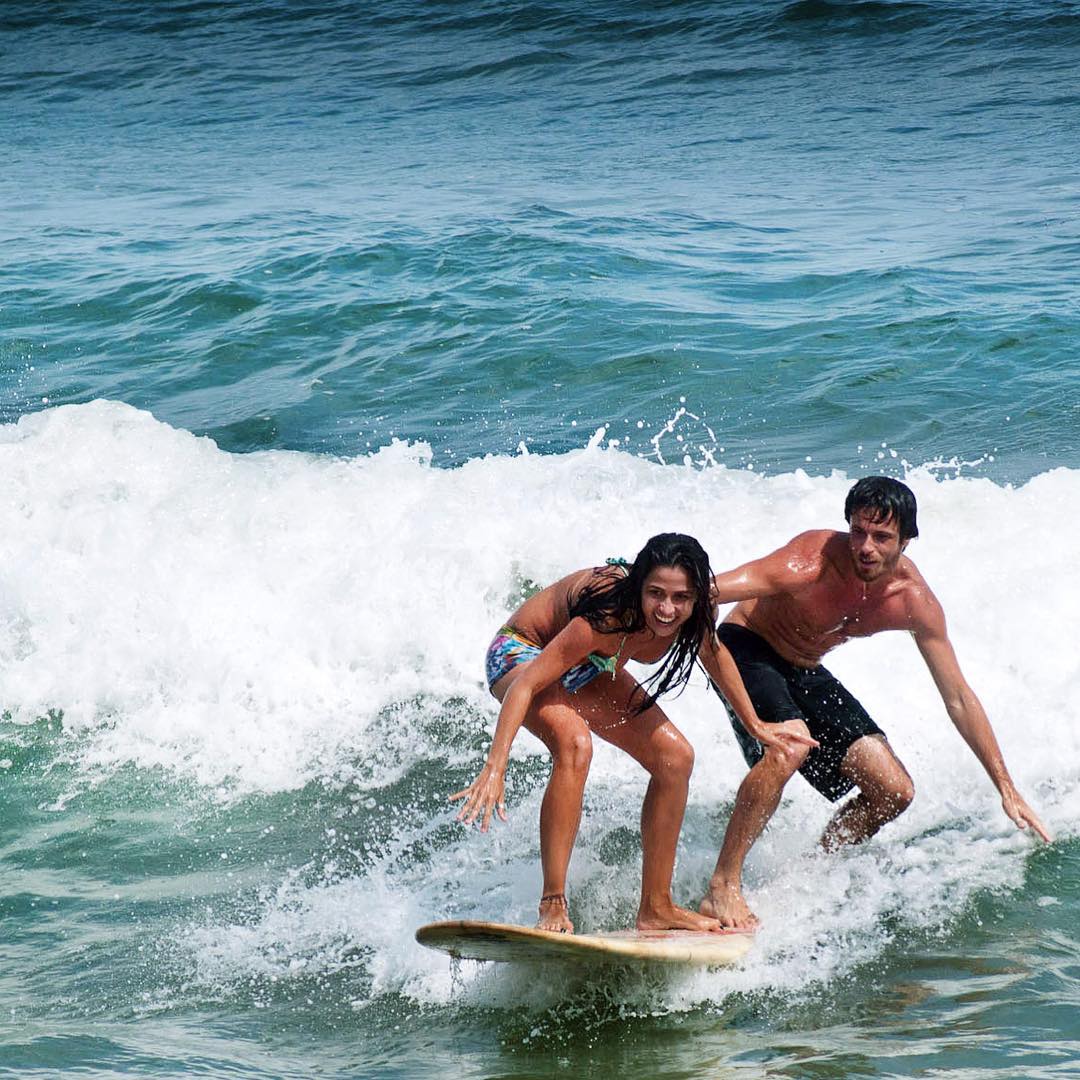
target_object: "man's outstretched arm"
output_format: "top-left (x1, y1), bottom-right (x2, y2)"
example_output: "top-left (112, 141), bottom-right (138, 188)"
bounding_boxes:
top-left (914, 599), bottom-right (1051, 842)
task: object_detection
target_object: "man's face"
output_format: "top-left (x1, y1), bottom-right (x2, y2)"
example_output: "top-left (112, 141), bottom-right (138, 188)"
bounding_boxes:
top-left (848, 508), bottom-right (907, 582)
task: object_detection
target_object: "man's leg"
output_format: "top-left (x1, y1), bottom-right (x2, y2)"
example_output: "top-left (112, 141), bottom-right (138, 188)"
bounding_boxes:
top-left (700, 720), bottom-right (812, 929)
top-left (820, 734), bottom-right (915, 851)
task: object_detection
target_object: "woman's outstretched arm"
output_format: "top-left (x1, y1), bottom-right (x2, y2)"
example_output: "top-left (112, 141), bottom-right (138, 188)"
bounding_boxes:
top-left (450, 617), bottom-right (599, 831)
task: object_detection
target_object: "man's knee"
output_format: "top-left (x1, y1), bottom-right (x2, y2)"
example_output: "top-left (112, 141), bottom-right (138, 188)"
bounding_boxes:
top-left (883, 773), bottom-right (915, 815)
top-left (847, 735), bottom-right (914, 818)
top-left (898, 768), bottom-right (915, 808)
top-left (860, 770), bottom-right (914, 823)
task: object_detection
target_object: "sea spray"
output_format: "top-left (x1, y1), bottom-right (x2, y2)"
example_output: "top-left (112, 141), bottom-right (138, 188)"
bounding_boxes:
top-left (3, 403), bottom-right (1072, 1016)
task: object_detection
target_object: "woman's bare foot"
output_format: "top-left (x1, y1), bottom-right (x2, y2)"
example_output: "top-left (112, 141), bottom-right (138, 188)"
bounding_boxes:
top-left (537, 893), bottom-right (573, 933)
top-left (699, 882), bottom-right (760, 931)
top-left (637, 898), bottom-right (723, 933)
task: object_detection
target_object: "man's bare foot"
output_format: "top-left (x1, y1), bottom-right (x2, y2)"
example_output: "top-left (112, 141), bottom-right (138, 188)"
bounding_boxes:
top-left (636, 899), bottom-right (724, 933)
top-left (699, 882), bottom-right (760, 931)
top-left (537, 893), bottom-right (573, 933)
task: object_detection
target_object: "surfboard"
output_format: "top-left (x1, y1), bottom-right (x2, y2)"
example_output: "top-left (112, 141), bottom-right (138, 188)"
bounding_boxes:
top-left (415, 920), bottom-right (753, 966)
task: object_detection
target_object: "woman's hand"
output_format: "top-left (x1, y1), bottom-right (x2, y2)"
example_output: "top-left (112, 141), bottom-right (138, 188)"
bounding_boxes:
top-left (449, 761), bottom-right (508, 832)
top-left (748, 719), bottom-right (819, 755)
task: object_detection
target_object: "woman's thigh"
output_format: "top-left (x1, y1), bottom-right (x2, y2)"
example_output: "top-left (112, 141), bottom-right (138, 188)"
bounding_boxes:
top-left (510, 676), bottom-right (596, 755)
top-left (573, 667), bottom-right (689, 772)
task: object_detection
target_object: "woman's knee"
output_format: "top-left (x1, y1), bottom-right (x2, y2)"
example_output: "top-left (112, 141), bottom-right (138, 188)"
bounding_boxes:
top-left (670, 735), bottom-right (695, 781)
top-left (645, 729), bottom-right (695, 783)
top-left (550, 727), bottom-right (593, 774)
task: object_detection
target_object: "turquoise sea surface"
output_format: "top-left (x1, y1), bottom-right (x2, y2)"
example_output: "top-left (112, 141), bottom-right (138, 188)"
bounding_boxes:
top-left (2, 2), bottom-right (1079, 1077)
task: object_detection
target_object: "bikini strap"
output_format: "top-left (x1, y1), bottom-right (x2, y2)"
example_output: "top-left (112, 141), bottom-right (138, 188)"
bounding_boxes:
top-left (611, 633), bottom-right (628, 672)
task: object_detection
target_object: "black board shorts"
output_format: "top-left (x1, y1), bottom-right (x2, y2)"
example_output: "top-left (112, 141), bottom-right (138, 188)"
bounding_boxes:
top-left (713, 623), bottom-right (884, 802)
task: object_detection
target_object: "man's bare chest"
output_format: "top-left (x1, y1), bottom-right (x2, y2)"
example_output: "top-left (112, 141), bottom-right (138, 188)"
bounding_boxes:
top-left (784, 582), bottom-right (910, 641)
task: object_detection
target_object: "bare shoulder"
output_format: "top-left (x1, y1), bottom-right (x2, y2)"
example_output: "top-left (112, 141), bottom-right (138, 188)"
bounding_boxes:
top-left (802, 529), bottom-right (846, 572)
top-left (511, 566), bottom-right (597, 638)
top-left (893, 555), bottom-right (947, 633)
top-left (547, 567), bottom-right (602, 598)
top-left (538, 564), bottom-right (623, 616)
top-left (790, 528), bottom-right (839, 553)
top-left (759, 529), bottom-right (838, 588)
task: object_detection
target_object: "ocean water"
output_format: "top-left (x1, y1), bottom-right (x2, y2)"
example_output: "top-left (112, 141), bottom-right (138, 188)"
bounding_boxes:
top-left (1, 2), bottom-right (1078, 1077)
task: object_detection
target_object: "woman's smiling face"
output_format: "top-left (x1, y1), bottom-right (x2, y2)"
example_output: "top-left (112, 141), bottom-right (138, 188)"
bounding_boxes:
top-left (641, 565), bottom-right (697, 637)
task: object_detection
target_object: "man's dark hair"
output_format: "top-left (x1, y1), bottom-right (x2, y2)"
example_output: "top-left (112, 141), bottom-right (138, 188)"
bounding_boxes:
top-left (844, 476), bottom-right (919, 541)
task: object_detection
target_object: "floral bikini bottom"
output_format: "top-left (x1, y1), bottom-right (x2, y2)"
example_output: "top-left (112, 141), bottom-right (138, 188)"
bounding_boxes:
top-left (484, 625), bottom-right (620, 695)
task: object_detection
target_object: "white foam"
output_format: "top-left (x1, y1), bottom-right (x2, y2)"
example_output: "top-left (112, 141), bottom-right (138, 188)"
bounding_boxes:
top-left (2, 401), bottom-right (1077, 1005)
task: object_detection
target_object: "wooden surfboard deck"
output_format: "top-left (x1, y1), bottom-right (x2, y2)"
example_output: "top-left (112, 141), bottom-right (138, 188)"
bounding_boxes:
top-left (415, 920), bottom-right (753, 966)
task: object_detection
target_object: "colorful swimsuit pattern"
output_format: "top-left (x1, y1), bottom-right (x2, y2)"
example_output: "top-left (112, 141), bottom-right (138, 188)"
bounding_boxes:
top-left (485, 559), bottom-right (630, 694)
top-left (485, 626), bottom-right (620, 694)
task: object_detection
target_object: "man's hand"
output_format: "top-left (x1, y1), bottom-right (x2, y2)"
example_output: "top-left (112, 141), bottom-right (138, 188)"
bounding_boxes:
top-left (1001, 787), bottom-right (1052, 843)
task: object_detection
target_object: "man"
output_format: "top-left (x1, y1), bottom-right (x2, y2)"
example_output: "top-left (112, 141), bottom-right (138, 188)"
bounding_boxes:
top-left (702, 476), bottom-right (1050, 929)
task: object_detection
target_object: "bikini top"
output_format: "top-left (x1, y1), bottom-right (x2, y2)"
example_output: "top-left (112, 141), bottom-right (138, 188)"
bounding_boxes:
top-left (588, 558), bottom-right (631, 678)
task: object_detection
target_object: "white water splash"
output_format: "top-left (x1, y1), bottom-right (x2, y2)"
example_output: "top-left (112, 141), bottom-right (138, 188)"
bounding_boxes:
top-left (2, 401), bottom-right (1077, 1008)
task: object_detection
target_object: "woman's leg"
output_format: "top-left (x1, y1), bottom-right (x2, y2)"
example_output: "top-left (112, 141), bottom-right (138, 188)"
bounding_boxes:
top-left (492, 667), bottom-right (593, 932)
top-left (527, 698), bottom-right (594, 931)
top-left (579, 668), bottom-right (720, 932)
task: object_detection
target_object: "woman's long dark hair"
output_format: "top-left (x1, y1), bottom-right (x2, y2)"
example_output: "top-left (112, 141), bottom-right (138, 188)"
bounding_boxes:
top-left (568, 533), bottom-right (714, 714)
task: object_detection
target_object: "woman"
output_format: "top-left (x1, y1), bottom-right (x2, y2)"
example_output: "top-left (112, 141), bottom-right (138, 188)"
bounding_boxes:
top-left (451, 532), bottom-right (766, 934)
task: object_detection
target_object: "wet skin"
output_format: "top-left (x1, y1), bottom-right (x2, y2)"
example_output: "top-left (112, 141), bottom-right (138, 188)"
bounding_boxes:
top-left (700, 510), bottom-right (1050, 930)
top-left (451, 564), bottom-right (730, 935)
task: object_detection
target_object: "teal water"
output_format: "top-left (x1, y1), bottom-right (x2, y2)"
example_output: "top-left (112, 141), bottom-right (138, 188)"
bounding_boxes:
top-left (4, 716), bottom-right (1078, 1077)
top-left (2, 2), bottom-right (1079, 1076)
top-left (4, 0), bottom-right (1079, 477)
